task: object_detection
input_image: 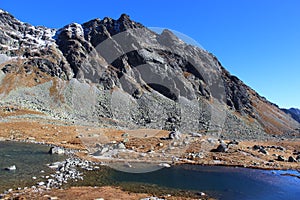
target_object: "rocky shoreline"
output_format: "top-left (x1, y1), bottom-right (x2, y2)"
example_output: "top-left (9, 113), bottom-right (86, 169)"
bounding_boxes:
top-left (0, 142), bottom-right (210, 200)
top-left (1, 134), bottom-right (300, 198)
top-left (1, 136), bottom-right (300, 200)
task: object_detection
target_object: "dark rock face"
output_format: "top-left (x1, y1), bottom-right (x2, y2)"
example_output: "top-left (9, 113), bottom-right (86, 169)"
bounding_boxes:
top-left (282, 108), bottom-right (300, 123)
top-left (222, 70), bottom-right (253, 116)
top-left (0, 10), bottom-right (72, 79)
top-left (0, 9), bottom-right (299, 139)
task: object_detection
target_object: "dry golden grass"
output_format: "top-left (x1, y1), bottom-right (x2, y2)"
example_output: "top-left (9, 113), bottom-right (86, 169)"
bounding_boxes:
top-left (0, 67), bottom-right (52, 96)
top-left (249, 88), bottom-right (296, 135)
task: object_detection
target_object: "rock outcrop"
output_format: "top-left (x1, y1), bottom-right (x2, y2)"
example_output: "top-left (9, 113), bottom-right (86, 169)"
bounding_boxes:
top-left (282, 108), bottom-right (300, 123)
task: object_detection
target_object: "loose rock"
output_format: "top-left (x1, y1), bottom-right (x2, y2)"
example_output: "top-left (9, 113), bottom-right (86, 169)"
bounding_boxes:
top-left (48, 146), bottom-right (65, 154)
top-left (168, 130), bottom-right (181, 140)
top-left (288, 156), bottom-right (297, 162)
top-left (259, 148), bottom-right (269, 155)
top-left (215, 143), bottom-right (228, 153)
top-left (277, 155), bottom-right (285, 162)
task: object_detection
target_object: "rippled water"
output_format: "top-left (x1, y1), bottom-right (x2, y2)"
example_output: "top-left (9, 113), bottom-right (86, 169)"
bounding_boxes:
top-left (0, 141), bottom-right (65, 192)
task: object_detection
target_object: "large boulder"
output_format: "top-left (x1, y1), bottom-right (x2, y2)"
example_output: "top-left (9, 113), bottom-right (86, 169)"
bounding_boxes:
top-left (277, 155), bottom-right (286, 162)
top-left (168, 130), bottom-right (181, 140)
top-left (215, 143), bottom-right (228, 153)
top-left (288, 156), bottom-right (297, 162)
top-left (48, 147), bottom-right (65, 154)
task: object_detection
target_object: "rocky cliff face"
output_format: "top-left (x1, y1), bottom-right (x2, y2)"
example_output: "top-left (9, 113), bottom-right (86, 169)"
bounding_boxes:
top-left (282, 108), bottom-right (300, 123)
top-left (0, 9), bottom-right (299, 139)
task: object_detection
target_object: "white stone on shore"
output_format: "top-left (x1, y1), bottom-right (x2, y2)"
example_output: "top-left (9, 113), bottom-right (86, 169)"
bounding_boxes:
top-left (37, 181), bottom-right (45, 186)
top-left (158, 163), bottom-right (171, 168)
top-left (48, 146), bottom-right (65, 154)
top-left (140, 197), bottom-right (164, 200)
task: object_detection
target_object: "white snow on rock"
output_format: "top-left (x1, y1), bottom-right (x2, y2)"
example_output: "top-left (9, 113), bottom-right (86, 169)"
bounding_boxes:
top-left (68, 23), bottom-right (84, 38)
top-left (54, 23), bottom-right (84, 40)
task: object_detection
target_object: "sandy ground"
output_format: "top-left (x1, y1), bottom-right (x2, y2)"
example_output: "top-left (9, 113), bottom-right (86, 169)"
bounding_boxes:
top-left (0, 106), bottom-right (299, 199)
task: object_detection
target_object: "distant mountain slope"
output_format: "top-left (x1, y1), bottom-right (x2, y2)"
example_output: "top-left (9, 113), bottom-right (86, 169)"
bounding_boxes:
top-left (282, 108), bottom-right (300, 123)
top-left (0, 9), bottom-right (299, 139)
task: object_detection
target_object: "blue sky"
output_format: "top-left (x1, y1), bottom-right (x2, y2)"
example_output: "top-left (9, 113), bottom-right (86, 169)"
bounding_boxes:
top-left (1, 0), bottom-right (299, 108)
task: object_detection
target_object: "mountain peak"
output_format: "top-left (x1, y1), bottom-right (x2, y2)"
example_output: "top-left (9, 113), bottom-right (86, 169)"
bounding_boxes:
top-left (0, 10), bottom-right (298, 138)
top-left (118, 13), bottom-right (131, 21)
top-left (160, 29), bottom-right (180, 40)
top-left (157, 29), bottom-right (184, 47)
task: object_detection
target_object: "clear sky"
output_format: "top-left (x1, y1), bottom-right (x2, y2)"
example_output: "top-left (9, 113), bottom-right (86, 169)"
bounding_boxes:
top-left (1, 0), bottom-right (299, 108)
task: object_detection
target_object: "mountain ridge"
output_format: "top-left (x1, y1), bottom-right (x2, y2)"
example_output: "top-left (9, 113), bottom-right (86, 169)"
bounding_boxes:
top-left (282, 108), bottom-right (300, 124)
top-left (0, 9), bottom-right (299, 139)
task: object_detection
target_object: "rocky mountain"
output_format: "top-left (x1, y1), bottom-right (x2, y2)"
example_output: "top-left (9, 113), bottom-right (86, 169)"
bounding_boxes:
top-left (0, 9), bottom-right (299, 139)
top-left (282, 108), bottom-right (300, 124)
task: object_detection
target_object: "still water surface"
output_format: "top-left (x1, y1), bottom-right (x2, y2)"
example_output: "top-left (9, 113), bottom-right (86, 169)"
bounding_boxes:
top-left (0, 141), bottom-right (65, 192)
top-left (111, 164), bottom-right (300, 200)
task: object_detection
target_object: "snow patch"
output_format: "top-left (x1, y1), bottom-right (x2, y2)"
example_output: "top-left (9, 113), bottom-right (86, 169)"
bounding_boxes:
top-left (54, 23), bottom-right (84, 40)
top-left (70, 23), bottom-right (84, 38)
top-left (22, 26), bottom-right (56, 47)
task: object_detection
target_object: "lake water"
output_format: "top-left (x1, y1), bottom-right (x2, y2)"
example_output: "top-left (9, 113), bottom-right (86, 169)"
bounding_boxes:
top-left (1, 141), bottom-right (300, 200)
top-left (0, 141), bottom-right (65, 192)
top-left (110, 164), bottom-right (300, 200)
